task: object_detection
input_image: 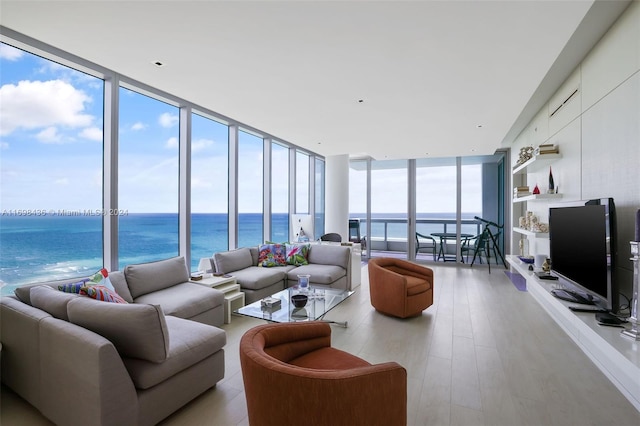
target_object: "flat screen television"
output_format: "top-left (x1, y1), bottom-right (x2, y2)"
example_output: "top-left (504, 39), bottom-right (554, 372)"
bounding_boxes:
top-left (548, 198), bottom-right (617, 312)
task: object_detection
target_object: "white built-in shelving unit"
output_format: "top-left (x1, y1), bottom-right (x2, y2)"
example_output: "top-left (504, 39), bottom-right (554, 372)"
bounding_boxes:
top-left (507, 255), bottom-right (640, 411)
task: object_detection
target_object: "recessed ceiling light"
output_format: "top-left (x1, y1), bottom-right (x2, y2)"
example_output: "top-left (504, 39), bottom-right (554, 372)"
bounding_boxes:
top-left (357, 99), bottom-right (364, 103)
top-left (153, 61), bottom-right (165, 67)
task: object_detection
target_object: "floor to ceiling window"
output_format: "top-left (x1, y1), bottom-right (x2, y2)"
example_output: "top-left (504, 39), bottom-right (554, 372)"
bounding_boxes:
top-left (314, 158), bottom-right (326, 240)
top-left (349, 159), bottom-right (368, 249)
top-left (238, 130), bottom-right (264, 247)
top-left (371, 160), bottom-right (408, 255)
top-left (0, 43), bottom-right (104, 287)
top-left (0, 35), bottom-right (325, 294)
top-left (351, 155), bottom-right (502, 262)
top-left (118, 87), bottom-right (180, 268)
top-left (296, 151), bottom-right (310, 214)
top-left (271, 142), bottom-right (289, 242)
top-left (190, 112), bottom-right (229, 270)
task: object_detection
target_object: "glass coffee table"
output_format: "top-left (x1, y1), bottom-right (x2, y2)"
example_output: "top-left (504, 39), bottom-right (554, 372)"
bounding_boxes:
top-left (235, 287), bottom-right (354, 327)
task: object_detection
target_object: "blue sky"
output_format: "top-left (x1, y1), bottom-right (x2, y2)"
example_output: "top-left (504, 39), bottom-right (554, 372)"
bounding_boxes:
top-left (0, 42), bottom-right (260, 213)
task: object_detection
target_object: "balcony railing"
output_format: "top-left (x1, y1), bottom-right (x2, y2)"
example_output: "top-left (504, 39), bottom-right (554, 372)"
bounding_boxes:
top-left (352, 217), bottom-right (483, 255)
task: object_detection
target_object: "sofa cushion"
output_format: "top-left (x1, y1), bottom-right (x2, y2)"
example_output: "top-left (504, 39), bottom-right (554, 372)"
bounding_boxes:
top-left (108, 270), bottom-right (134, 303)
top-left (307, 244), bottom-right (350, 268)
top-left (249, 247), bottom-right (260, 266)
top-left (232, 266), bottom-right (290, 290)
top-left (30, 285), bottom-right (80, 321)
top-left (67, 297), bottom-right (170, 363)
top-left (122, 316), bottom-right (226, 389)
top-left (83, 285), bottom-right (128, 304)
top-left (214, 248), bottom-right (254, 274)
top-left (133, 282), bottom-right (224, 320)
top-left (285, 243), bottom-right (310, 266)
top-left (258, 244), bottom-right (287, 267)
top-left (14, 277), bottom-right (86, 305)
top-left (287, 264), bottom-right (346, 286)
top-left (125, 256), bottom-right (190, 299)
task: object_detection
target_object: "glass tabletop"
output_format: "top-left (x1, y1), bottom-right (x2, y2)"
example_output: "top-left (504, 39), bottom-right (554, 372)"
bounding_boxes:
top-left (235, 286), bottom-right (354, 324)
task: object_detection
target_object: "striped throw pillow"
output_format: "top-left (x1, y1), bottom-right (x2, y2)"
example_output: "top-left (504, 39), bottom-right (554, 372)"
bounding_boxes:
top-left (83, 285), bottom-right (128, 304)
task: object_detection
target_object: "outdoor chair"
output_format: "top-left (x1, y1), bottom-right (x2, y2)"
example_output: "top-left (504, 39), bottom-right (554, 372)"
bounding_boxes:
top-left (415, 232), bottom-right (437, 261)
top-left (320, 232), bottom-right (342, 242)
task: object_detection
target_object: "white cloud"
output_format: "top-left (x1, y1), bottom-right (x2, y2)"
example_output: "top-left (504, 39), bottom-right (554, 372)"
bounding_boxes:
top-left (158, 112), bottom-right (178, 128)
top-left (192, 138), bottom-right (214, 152)
top-left (0, 79), bottom-right (93, 136)
top-left (165, 136), bottom-right (178, 149)
top-left (79, 126), bottom-right (103, 141)
top-left (0, 44), bottom-right (24, 61)
top-left (131, 122), bottom-right (146, 131)
top-left (54, 178), bottom-right (70, 185)
top-left (36, 126), bottom-right (63, 143)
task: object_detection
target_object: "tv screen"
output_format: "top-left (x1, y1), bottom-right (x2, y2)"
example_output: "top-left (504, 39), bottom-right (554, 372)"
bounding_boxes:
top-left (548, 198), bottom-right (616, 311)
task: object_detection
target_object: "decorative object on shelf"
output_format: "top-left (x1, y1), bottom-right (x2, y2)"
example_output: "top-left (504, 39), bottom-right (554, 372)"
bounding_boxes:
top-left (548, 166), bottom-right (555, 194)
top-left (518, 211), bottom-right (549, 233)
top-left (534, 254), bottom-right (546, 269)
top-left (542, 258), bottom-right (550, 273)
top-left (621, 240), bottom-right (639, 341)
top-left (519, 216), bottom-right (527, 228)
top-left (516, 146), bottom-right (534, 165)
top-left (535, 143), bottom-right (559, 156)
top-left (514, 186), bottom-right (530, 198)
top-left (532, 184), bottom-right (540, 195)
top-left (518, 255), bottom-right (534, 264)
top-left (519, 238), bottom-right (530, 257)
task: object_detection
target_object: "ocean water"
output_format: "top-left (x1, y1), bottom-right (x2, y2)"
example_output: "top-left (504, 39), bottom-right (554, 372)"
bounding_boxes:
top-left (0, 213), bottom-right (288, 295)
top-left (0, 212), bottom-right (478, 295)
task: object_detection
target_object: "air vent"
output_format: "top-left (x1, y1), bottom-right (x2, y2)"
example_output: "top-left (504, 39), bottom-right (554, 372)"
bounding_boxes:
top-left (549, 88), bottom-right (579, 118)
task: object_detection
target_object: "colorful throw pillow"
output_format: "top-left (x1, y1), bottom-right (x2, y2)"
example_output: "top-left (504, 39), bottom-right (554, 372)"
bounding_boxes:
top-left (86, 268), bottom-right (115, 292)
top-left (83, 285), bottom-right (128, 304)
top-left (286, 243), bottom-right (310, 266)
top-left (58, 279), bottom-right (89, 294)
top-left (258, 244), bottom-right (287, 267)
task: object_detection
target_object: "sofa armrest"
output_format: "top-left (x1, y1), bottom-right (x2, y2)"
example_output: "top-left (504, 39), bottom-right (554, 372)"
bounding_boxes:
top-left (0, 296), bottom-right (50, 407)
top-left (39, 318), bottom-right (138, 426)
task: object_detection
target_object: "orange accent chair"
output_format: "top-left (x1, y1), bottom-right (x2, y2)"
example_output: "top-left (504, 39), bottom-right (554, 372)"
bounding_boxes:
top-left (239, 322), bottom-right (407, 426)
top-left (368, 258), bottom-right (434, 318)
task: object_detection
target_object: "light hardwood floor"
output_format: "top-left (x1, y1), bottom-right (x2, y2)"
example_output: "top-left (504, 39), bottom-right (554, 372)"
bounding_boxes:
top-left (2, 262), bottom-right (639, 425)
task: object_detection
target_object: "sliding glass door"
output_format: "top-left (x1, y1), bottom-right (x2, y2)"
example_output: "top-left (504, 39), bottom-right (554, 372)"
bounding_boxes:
top-left (350, 154), bottom-right (504, 263)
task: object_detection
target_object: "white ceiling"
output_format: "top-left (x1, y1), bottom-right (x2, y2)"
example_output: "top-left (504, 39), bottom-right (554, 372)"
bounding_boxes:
top-left (0, 0), bottom-right (631, 160)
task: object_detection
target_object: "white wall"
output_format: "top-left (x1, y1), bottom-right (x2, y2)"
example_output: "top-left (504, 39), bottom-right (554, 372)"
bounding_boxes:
top-left (510, 1), bottom-right (640, 296)
top-left (325, 154), bottom-right (350, 241)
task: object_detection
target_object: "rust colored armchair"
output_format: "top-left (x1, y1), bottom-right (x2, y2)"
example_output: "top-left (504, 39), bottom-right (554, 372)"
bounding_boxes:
top-left (368, 257), bottom-right (434, 318)
top-left (239, 322), bottom-right (407, 426)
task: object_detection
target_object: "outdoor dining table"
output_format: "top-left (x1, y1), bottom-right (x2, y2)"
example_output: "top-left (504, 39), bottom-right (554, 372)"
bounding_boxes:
top-left (430, 232), bottom-right (473, 262)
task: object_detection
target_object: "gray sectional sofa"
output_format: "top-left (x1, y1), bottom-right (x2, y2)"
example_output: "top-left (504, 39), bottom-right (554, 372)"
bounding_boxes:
top-left (0, 256), bottom-right (226, 426)
top-left (208, 243), bottom-right (352, 304)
